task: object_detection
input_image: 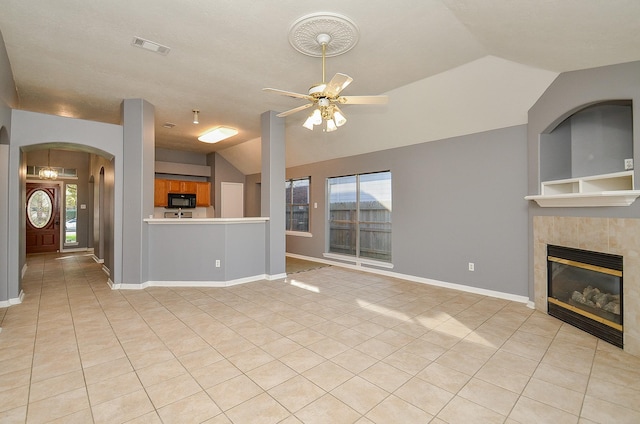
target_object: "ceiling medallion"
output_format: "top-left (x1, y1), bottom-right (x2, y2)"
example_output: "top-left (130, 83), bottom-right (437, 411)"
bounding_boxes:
top-left (288, 12), bottom-right (359, 57)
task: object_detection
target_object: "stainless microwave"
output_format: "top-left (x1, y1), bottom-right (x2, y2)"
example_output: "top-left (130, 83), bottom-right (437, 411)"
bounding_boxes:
top-left (167, 193), bottom-right (196, 208)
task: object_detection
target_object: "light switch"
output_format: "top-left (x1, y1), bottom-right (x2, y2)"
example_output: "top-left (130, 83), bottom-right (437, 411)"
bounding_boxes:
top-left (80, 204), bottom-right (86, 209)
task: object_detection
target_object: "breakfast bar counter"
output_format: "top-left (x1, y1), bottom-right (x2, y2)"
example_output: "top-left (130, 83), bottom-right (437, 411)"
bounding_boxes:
top-left (143, 217), bottom-right (270, 286)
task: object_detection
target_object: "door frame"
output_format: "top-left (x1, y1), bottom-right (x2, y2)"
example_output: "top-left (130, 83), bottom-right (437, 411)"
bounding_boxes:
top-left (221, 182), bottom-right (244, 218)
top-left (25, 180), bottom-right (64, 253)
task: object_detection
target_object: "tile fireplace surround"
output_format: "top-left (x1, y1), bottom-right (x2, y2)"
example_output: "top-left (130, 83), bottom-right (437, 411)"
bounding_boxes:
top-left (533, 216), bottom-right (640, 357)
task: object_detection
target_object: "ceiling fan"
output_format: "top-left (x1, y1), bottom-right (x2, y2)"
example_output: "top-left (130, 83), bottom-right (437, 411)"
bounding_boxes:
top-left (263, 33), bottom-right (388, 132)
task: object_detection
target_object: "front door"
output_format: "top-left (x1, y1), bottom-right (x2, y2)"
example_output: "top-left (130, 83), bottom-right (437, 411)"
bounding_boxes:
top-left (26, 183), bottom-right (60, 253)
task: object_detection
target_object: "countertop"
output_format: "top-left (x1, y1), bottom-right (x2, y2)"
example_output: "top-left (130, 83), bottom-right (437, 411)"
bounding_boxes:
top-left (144, 217), bottom-right (269, 224)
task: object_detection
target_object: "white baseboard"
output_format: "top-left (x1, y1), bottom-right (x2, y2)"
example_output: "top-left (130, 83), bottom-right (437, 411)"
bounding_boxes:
top-left (286, 253), bottom-right (532, 305)
top-left (266, 273), bottom-right (287, 281)
top-left (91, 254), bottom-right (104, 264)
top-left (112, 274), bottom-right (268, 290)
top-left (0, 290), bottom-right (25, 308)
top-left (62, 247), bottom-right (90, 253)
top-left (21, 264), bottom-right (27, 279)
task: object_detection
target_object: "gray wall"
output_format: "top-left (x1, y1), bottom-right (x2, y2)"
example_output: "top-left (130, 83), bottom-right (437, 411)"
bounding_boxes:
top-left (212, 152), bottom-right (245, 217)
top-left (0, 27), bottom-right (17, 303)
top-left (282, 125), bottom-right (530, 297)
top-left (90, 153), bottom-right (116, 274)
top-left (527, 60), bottom-right (640, 299)
top-left (156, 147), bottom-right (207, 165)
top-left (540, 121), bottom-right (572, 182)
top-left (571, 104), bottom-right (632, 177)
top-left (245, 173), bottom-right (261, 217)
top-left (122, 99), bottom-right (155, 285)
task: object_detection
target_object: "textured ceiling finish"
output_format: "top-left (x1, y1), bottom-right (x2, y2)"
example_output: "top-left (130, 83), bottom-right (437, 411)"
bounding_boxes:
top-left (1, 1), bottom-right (639, 168)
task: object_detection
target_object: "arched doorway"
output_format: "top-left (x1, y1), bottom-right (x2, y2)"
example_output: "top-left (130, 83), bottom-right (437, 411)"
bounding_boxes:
top-left (21, 143), bottom-right (115, 267)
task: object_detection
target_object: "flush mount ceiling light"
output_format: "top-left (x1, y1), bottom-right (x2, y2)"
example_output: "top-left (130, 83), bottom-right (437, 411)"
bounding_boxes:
top-left (192, 109), bottom-right (199, 124)
top-left (131, 36), bottom-right (171, 55)
top-left (263, 12), bottom-right (387, 132)
top-left (198, 126), bottom-right (238, 144)
top-left (39, 149), bottom-right (58, 180)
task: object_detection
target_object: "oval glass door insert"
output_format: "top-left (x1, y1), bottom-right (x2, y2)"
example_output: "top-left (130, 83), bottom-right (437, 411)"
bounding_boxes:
top-left (27, 189), bottom-right (53, 228)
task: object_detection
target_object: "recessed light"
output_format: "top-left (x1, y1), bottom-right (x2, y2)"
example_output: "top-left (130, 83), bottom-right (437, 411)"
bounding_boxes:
top-left (198, 127), bottom-right (238, 143)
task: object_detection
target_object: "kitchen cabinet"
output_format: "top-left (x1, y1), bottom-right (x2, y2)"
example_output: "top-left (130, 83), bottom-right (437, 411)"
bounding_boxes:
top-left (181, 181), bottom-right (197, 193)
top-left (154, 179), bottom-right (211, 207)
top-left (195, 182), bottom-right (211, 207)
top-left (154, 179), bottom-right (169, 206)
top-left (168, 180), bottom-right (182, 192)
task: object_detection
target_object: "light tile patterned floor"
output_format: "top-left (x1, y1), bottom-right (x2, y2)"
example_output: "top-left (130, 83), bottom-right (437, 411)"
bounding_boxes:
top-left (1, 252), bottom-right (640, 423)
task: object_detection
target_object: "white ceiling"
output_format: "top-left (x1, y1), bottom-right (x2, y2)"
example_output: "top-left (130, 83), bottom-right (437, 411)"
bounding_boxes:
top-left (1, 1), bottom-right (639, 173)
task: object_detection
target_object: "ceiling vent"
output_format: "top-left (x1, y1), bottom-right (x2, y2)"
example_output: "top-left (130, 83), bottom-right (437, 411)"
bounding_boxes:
top-left (162, 122), bottom-right (176, 129)
top-left (131, 37), bottom-right (171, 55)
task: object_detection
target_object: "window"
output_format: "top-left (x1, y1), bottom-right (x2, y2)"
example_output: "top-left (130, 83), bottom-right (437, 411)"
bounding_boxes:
top-left (65, 183), bottom-right (77, 245)
top-left (328, 171), bottom-right (391, 262)
top-left (285, 177), bottom-right (310, 232)
top-left (27, 190), bottom-right (53, 228)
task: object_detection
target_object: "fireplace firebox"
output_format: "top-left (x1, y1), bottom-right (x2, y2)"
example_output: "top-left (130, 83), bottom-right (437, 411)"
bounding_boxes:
top-left (547, 245), bottom-right (623, 348)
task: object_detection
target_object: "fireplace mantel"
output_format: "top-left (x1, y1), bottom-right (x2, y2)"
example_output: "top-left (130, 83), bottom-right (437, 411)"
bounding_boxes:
top-left (526, 171), bottom-right (640, 207)
top-left (525, 191), bottom-right (640, 207)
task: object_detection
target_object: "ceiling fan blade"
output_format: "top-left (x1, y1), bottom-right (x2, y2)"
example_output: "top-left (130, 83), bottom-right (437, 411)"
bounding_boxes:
top-left (263, 88), bottom-right (312, 100)
top-left (324, 73), bottom-right (353, 97)
top-left (339, 95), bottom-right (389, 105)
top-left (276, 103), bottom-right (313, 118)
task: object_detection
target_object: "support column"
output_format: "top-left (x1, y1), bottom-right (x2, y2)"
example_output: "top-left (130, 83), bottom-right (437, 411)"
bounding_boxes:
top-left (121, 99), bottom-right (155, 284)
top-left (261, 110), bottom-right (286, 278)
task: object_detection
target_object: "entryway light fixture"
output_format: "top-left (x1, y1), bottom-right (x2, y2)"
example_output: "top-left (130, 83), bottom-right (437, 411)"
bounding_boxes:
top-left (192, 109), bottom-right (199, 124)
top-left (198, 126), bottom-right (238, 144)
top-left (39, 149), bottom-right (58, 180)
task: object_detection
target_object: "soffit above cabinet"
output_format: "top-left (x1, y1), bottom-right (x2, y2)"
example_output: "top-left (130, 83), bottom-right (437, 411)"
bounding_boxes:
top-left (155, 161), bottom-right (211, 177)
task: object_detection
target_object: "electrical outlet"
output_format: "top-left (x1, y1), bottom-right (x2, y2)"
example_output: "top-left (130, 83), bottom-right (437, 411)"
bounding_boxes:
top-left (468, 262), bottom-right (475, 271)
top-left (625, 158), bottom-right (634, 170)
top-left (215, 260), bottom-right (220, 268)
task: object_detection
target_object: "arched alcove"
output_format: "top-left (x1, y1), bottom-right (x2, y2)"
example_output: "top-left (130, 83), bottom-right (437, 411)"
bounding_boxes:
top-left (540, 100), bottom-right (633, 182)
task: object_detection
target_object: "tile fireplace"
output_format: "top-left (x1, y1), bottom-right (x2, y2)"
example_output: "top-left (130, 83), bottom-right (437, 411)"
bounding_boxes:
top-left (533, 216), bottom-right (640, 357)
top-left (547, 244), bottom-right (623, 348)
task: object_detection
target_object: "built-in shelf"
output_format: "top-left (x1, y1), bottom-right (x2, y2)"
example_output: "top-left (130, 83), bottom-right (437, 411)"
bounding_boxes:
top-left (526, 171), bottom-right (640, 207)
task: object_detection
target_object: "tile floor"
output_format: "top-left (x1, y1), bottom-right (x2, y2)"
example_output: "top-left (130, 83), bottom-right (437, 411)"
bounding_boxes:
top-left (1, 252), bottom-right (640, 423)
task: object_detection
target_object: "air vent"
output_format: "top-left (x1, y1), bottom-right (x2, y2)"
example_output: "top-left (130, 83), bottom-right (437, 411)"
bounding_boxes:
top-left (131, 37), bottom-right (171, 55)
top-left (162, 122), bottom-right (176, 129)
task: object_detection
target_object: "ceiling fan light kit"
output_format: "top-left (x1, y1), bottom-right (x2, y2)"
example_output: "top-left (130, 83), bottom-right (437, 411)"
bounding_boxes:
top-left (264, 12), bottom-right (388, 132)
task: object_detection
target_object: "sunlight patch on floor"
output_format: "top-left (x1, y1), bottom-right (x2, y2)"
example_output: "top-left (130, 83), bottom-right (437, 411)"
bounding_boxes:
top-left (288, 278), bottom-right (320, 293)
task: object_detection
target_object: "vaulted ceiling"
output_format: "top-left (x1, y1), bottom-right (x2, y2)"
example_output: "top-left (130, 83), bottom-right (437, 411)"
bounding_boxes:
top-left (1, 1), bottom-right (639, 174)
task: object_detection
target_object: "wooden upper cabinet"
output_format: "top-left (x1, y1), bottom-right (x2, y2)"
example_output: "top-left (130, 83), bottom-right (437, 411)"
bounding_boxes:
top-left (196, 182), bottom-right (211, 207)
top-left (154, 179), bottom-right (168, 207)
top-left (167, 180), bottom-right (182, 192)
top-left (154, 179), bottom-right (211, 207)
top-left (180, 181), bottom-right (197, 194)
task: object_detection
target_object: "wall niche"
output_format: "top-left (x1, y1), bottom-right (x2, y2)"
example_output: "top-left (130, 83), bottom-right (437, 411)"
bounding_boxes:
top-left (526, 100), bottom-right (640, 207)
top-left (540, 101), bottom-right (633, 182)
